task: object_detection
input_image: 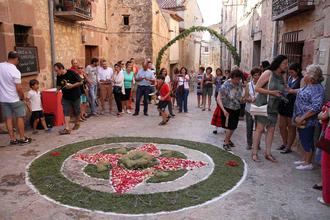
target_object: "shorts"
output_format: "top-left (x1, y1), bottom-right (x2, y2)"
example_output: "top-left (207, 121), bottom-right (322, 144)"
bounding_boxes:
top-left (31, 110), bottom-right (44, 121)
top-left (80, 95), bottom-right (87, 104)
top-left (158, 101), bottom-right (169, 112)
top-left (62, 98), bottom-right (81, 117)
top-left (298, 126), bottom-right (315, 152)
top-left (1, 101), bottom-right (26, 118)
top-left (203, 86), bottom-right (213, 97)
top-left (221, 107), bottom-right (240, 130)
top-left (122, 88), bottom-right (132, 101)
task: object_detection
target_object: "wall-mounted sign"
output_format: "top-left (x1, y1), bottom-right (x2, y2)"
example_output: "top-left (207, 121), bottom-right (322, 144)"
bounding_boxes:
top-left (15, 46), bottom-right (39, 76)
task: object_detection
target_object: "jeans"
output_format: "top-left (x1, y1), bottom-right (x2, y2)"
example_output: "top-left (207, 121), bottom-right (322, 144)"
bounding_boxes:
top-left (135, 86), bottom-right (150, 114)
top-left (245, 111), bottom-right (254, 147)
top-left (298, 126), bottom-right (315, 152)
top-left (88, 84), bottom-right (98, 114)
top-left (178, 89), bottom-right (189, 112)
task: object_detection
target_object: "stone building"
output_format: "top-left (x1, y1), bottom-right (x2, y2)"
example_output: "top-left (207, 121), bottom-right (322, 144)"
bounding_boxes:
top-left (0, 0), bottom-right (170, 91)
top-left (220, 0), bottom-right (330, 97)
top-left (158, 0), bottom-right (204, 72)
top-left (200, 23), bottom-right (222, 70)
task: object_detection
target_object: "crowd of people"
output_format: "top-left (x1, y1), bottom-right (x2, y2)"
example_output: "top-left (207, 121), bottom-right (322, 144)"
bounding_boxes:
top-left (0, 51), bottom-right (329, 206)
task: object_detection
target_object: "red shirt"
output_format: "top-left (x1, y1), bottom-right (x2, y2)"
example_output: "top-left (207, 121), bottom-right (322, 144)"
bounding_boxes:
top-left (159, 83), bottom-right (171, 101)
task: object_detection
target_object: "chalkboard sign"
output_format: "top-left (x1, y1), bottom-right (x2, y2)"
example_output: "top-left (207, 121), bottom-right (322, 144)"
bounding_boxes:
top-left (15, 47), bottom-right (39, 75)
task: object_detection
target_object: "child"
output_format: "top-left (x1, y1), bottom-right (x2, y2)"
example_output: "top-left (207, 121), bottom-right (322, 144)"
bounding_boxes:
top-left (157, 75), bottom-right (171, 126)
top-left (196, 67), bottom-right (205, 108)
top-left (27, 79), bottom-right (51, 134)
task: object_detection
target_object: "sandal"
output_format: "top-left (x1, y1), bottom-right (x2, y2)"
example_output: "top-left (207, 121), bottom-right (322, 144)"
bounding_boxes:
top-left (265, 154), bottom-right (277, 163)
top-left (252, 154), bottom-right (261, 162)
top-left (18, 137), bottom-right (32, 144)
top-left (159, 121), bottom-right (167, 126)
top-left (312, 184), bottom-right (322, 191)
top-left (280, 148), bottom-right (293, 154)
top-left (225, 140), bottom-right (236, 148)
top-left (59, 129), bottom-right (71, 135)
top-left (72, 124), bottom-right (80, 130)
top-left (10, 139), bottom-right (19, 145)
top-left (277, 145), bottom-right (286, 150)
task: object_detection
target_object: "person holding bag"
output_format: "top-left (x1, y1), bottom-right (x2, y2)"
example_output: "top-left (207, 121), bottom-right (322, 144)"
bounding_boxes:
top-left (251, 55), bottom-right (288, 162)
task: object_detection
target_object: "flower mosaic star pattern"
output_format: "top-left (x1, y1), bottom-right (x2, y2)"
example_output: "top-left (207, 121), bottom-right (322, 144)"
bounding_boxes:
top-left (74, 144), bottom-right (208, 193)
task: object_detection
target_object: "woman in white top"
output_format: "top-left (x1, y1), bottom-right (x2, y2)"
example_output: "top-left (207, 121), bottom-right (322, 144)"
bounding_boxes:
top-left (112, 63), bottom-right (125, 116)
top-left (178, 67), bottom-right (190, 113)
top-left (244, 67), bottom-right (262, 150)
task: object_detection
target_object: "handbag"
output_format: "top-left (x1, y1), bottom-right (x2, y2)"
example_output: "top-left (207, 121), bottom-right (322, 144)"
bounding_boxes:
top-left (316, 135), bottom-right (330, 154)
top-left (250, 74), bottom-right (272, 117)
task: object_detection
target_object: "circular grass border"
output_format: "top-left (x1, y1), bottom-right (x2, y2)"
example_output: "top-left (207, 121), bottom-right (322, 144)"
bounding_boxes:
top-left (26, 137), bottom-right (246, 215)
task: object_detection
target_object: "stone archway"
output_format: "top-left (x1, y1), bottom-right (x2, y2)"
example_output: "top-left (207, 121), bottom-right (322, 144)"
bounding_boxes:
top-left (156, 26), bottom-right (240, 72)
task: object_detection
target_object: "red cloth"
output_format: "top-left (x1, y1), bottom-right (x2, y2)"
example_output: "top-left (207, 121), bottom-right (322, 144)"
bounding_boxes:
top-left (322, 151), bottom-right (330, 203)
top-left (159, 83), bottom-right (171, 101)
top-left (211, 105), bottom-right (223, 127)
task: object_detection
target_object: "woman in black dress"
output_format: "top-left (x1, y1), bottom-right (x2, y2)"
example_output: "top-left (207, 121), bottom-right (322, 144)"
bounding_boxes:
top-left (278, 63), bottom-right (303, 154)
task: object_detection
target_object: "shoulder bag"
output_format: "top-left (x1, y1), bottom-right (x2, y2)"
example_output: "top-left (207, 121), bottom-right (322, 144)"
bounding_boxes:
top-left (249, 74), bottom-right (272, 117)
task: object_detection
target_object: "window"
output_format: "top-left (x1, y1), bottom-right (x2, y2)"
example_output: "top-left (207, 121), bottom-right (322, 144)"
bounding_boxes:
top-left (281, 31), bottom-right (304, 65)
top-left (204, 47), bottom-right (209, 53)
top-left (14, 24), bottom-right (32, 47)
top-left (123, 15), bottom-right (130, 26)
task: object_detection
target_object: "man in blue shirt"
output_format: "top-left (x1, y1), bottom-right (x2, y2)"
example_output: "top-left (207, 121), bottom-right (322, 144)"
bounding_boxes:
top-left (133, 62), bottom-right (155, 116)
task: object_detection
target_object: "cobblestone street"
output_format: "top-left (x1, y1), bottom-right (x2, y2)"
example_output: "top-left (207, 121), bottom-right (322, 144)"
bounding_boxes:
top-left (0, 94), bottom-right (329, 220)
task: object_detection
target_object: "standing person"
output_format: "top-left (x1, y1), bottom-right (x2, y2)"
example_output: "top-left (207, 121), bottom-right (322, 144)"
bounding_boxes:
top-left (196, 67), bottom-right (205, 108)
top-left (202, 67), bottom-right (214, 111)
top-left (251, 55), bottom-right (288, 162)
top-left (293, 64), bottom-right (325, 170)
top-left (260, 60), bottom-right (271, 72)
top-left (178, 67), bottom-right (190, 113)
top-left (85, 58), bottom-right (99, 116)
top-left (130, 58), bottom-right (139, 105)
top-left (244, 67), bottom-right (262, 150)
top-left (77, 65), bottom-right (90, 121)
top-left (98, 59), bottom-right (113, 115)
top-left (172, 68), bottom-right (180, 108)
top-left (217, 69), bottom-right (244, 151)
top-left (278, 63), bottom-right (303, 154)
top-left (54, 62), bottom-right (82, 135)
top-left (214, 68), bottom-right (224, 99)
top-left (26, 79), bottom-right (51, 134)
top-left (122, 61), bottom-right (134, 114)
top-left (224, 69), bottom-right (230, 80)
top-left (133, 62), bottom-right (155, 116)
top-left (112, 64), bottom-right (125, 116)
top-left (70, 58), bottom-right (79, 73)
top-left (0, 51), bottom-right (32, 144)
top-left (157, 75), bottom-right (171, 126)
top-left (160, 68), bottom-right (175, 117)
top-left (317, 100), bottom-right (330, 205)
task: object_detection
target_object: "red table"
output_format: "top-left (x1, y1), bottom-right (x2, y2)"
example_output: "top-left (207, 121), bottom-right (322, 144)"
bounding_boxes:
top-left (42, 89), bottom-right (64, 126)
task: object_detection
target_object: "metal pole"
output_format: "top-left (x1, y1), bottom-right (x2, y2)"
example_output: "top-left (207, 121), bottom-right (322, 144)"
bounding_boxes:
top-left (48, 0), bottom-right (56, 87)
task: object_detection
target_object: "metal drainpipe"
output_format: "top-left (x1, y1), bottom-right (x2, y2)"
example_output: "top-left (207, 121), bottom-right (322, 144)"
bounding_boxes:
top-left (272, 20), bottom-right (279, 59)
top-left (48, 0), bottom-right (56, 88)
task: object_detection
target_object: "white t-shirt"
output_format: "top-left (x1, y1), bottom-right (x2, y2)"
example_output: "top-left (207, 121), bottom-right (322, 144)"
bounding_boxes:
top-left (98, 67), bottom-right (113, 82)
top-left (27, 90), bottom-right (43, 111)
top-left (165, 75), bottom-right (171, 84)
top-left (0, 62), bottom-right (21, 103)
top-left (184, 75), bottom-right (190, 89)
top-left (86, 65), bottom-right (98, 85)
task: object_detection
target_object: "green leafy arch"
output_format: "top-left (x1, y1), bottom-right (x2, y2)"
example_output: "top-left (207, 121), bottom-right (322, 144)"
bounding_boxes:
top-left (156, 26), bottom-right (240, 73)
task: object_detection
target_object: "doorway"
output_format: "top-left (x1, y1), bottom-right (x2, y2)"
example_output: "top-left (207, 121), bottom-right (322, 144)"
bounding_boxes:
top-left (85, 45), bottom-right (99, 67)
top-left (252, 40), bottom-right (261, 67)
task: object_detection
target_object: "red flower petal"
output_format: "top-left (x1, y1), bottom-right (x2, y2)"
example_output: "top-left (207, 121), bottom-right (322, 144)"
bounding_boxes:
top-left (51, 152), bottom-right (61, 156)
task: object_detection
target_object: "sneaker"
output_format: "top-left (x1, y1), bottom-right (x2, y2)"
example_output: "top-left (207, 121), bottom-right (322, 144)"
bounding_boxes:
top-left (45, 128), bottom-right (52, 133)
top-left (246, 146), bottom-right (252, 150)
top-left (127, 110), bottom-right (132, 114)
top-left (223, 144), bottom-right (231, 151)
top-left (213, 130), bottom-right (218, 134)
top-left (10, 139), bottom-right (19, 145)
top-left (133, 113), bottom-right (139, 116)
top-left (296, 164), bottom-right (313, 170)
top-left (277, 145), bottom-right (286, 150)
top-left (144, 113), bottom-right (149, 116)
top-left (18, 137), bottom-right (32, 144)
top-left (317, 197), bottom-right (330, 206)
top-left (294, 160), bottom-right (305, 165)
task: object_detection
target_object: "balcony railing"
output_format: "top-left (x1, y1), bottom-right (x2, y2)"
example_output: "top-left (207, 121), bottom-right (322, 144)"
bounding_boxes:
top-left (54, 0), bottom-right (92, 21)
top-left (272, 0), bottom-right (315, 21)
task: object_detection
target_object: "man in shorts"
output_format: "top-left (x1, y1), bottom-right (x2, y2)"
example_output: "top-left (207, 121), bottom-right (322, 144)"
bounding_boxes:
top-left (0, 51), bottom-right (32, 145)
top-left (54, 62), bottom-right (82, 135)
